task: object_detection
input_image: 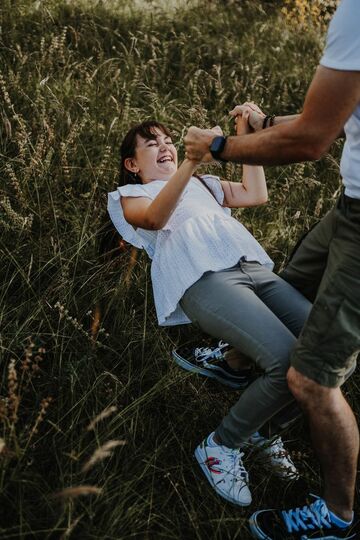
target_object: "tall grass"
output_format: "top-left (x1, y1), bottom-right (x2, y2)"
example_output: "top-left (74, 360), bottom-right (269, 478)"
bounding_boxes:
top-left (0, 0), bottom-right (356, 538)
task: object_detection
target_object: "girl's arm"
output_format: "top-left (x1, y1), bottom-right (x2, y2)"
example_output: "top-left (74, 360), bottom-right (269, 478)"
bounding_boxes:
top-left (121, 159), bottom-right (198, 230)
top-left (221, 110), bottom-right (268, 208)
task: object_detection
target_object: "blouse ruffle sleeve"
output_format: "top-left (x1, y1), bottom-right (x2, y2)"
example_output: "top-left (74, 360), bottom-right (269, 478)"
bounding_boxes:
top-left (107, 183), bottom-right (163, 250)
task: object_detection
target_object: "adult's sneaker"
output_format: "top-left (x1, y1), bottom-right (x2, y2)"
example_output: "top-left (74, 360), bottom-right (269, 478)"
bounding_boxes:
top-left (172, 341), bottom-right (253, 389)
top-left (194, 432), bottom-right (252, 506)
top-left (249, 433), bottom-right (299, 480)
top-left (249, 495), bottom-right (357, 539)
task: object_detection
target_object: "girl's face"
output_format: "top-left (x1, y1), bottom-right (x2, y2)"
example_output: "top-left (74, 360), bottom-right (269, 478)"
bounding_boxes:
top-left (125, 127), bottom-right (178, 183)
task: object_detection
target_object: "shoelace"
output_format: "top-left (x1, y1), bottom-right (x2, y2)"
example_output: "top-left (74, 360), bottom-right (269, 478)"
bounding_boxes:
top-left (217, 448), bottom-right (248, 482)
top-left (194, 340), bottom-right (228, 364)
top-left (282, 498), bottom-right (332, 533)
top-left (231, 450), bottom-right (249, 482)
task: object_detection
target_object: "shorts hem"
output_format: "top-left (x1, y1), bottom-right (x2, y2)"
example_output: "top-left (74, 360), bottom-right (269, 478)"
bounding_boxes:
top-left (290, 354), bottom-right (346, 388)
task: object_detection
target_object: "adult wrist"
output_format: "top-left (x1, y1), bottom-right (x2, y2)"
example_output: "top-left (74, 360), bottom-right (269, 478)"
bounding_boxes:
top-left (209, 135), bottom-right (228, 162)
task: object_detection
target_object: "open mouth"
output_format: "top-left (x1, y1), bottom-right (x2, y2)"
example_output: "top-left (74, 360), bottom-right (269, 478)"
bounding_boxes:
top-left (157, 156), bottom-right (174, 164)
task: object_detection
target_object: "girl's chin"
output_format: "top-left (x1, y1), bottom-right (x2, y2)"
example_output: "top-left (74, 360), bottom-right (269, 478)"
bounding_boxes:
top-left (158, 165), bottom-right (176, 173)
top-left (157, 167), bottom-right (177, 177)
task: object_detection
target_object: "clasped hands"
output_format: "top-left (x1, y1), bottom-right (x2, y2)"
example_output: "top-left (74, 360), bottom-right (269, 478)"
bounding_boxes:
top-left (184, 102), bottom-right (265, 163)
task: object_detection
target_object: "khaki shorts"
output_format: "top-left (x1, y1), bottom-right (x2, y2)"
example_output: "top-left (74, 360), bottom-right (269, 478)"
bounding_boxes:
top-left (280, 192), bottom-right (360, 387)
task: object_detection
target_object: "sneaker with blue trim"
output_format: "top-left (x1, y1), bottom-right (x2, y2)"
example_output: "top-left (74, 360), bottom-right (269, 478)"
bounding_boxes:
top-left (172, 340), bottom-right (253, 389)
top-left (249, 495), bottom-right (357, 539)
top-left (194, 432), bottom-right (252, 506)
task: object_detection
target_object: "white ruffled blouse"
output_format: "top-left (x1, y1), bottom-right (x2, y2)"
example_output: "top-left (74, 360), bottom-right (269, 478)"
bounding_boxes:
top-left (107, 175), bottom-right (273, 326)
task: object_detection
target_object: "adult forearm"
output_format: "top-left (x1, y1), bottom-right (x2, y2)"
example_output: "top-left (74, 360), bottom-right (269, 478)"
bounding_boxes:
top-left (222, 119), bottom-right (322, 166)
top-left (267, 114), bottom-right (344, 139)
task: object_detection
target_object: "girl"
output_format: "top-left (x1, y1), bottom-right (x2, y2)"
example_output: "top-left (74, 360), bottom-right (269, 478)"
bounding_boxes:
top-left (107, 113), bottom-right (312, 506)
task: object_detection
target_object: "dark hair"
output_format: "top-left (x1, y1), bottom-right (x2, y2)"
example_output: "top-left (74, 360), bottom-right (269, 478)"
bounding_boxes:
top-left (119, 120), bottom-right (173, 186)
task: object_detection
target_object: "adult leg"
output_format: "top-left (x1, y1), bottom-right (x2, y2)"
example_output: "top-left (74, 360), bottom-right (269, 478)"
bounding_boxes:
top-left (288, 368), bottom-right (358, 521)
top-left (287, 195), bottom-right (360, 519)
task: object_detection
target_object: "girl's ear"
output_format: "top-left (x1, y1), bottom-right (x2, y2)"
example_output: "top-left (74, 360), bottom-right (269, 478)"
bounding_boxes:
top-left (124, 157), bottom-right (139, 173)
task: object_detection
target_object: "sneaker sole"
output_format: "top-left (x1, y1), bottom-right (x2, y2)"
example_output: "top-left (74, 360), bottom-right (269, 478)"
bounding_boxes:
top-left (194, 445), bottom-right (252, 507)
top-left (248, 515), bottom-right (272, 539)
top-left (172, 350), bottom-right (249, 389)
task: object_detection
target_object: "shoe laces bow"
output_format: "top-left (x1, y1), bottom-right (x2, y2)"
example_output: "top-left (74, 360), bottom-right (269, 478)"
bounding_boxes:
top-left (194, 340), bottom-right (228, 364)
top-left (282, 496), bottom-right (332, 533)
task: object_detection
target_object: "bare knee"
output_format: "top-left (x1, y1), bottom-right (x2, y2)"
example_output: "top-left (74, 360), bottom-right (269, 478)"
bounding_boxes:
top-left (287, 367), bottom-right (324, 408)
top-left (287, 366), bottom-right (341, 412)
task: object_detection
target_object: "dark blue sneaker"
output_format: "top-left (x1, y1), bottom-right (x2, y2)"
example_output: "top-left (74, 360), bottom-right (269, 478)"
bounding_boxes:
top-left (249, 496), bottom-right (357, 539)
top-left (172, 340), bottom-right (253, 389)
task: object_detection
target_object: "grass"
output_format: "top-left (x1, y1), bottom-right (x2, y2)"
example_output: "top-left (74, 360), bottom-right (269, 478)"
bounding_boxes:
top-left (0, 0), bottom-right (357, 538)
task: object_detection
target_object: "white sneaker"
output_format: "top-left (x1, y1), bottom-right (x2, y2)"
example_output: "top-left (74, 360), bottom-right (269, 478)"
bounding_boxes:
top-left (194, 432), bottom-right (252, 506)
top-left (249, 433), bottom-right (299, 480)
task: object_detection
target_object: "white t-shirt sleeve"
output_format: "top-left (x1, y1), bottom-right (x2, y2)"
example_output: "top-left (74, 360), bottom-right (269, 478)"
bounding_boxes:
top-left (320, 0), bottom-right (360, 71)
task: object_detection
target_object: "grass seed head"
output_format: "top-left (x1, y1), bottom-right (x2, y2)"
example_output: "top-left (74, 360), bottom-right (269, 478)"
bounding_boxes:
top-left (82, 440), bottom-right (126, 473)
top-left (53, 485), bottom-right (102, 499)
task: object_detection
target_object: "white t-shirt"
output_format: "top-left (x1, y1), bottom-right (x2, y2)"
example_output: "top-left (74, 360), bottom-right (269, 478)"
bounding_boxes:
top-left (108, 176), bottom-right (273, 326)
top-left (320, 0), bottom-right (360, 199)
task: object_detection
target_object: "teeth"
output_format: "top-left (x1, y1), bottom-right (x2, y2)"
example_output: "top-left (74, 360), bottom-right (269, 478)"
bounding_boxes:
top-left (158, 157), bottom-right (172, 163)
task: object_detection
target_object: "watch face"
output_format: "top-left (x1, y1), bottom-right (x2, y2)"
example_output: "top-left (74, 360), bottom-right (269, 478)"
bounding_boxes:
top-left (210, 136), bottom-right (227, 162)
top-left (210, 136), bottom-right (226, 154)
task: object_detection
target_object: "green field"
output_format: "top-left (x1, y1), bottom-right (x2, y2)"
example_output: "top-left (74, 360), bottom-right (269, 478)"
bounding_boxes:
top-left (0, 1), bottom-right (357, 538)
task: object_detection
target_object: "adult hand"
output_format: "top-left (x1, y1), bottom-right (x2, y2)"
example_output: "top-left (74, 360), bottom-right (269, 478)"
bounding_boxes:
top-left (184, 125), bottom-right (223, 163)
top-left (230, 102), bottom-right (266, 132)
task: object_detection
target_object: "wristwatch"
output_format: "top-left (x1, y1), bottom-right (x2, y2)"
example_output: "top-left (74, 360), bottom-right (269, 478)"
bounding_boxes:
top-left (209, 135), bottom-right (228, 162)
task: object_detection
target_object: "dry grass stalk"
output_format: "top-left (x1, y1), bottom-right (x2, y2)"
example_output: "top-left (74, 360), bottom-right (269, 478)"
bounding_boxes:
top-left (124, 247), bottom-right (138, 287)
top-left (20, 342), bottom-right (33, 372)
top-left (54, 301), bottom-right (108, 347)
top-left (0, 196), bottom-right (33, 232)
top-left (82, 440), bottom-right (126, 473)
top-left (0, 398), bottom-right (7, 421)
top-left (86, 405), bottom-right (118, 432)
top-left (28, 397), bottom-right (53, 442)
top-left (60, 514), bottom-right (84, 539)
top-left (5, 163), bottom-right (27, 209)
top-left (0, 438), bottom-right (6, 455)
top-left (53, 485), bottom-right (102, 499)
top-left (7, 359), bottom-right (19, 424)
top-left (90, 304), bottom-right (101, 344)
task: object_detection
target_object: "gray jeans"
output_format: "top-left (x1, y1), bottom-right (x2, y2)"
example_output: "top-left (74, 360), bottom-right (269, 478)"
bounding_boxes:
top-left (180, 260), bottom-right (312, 448)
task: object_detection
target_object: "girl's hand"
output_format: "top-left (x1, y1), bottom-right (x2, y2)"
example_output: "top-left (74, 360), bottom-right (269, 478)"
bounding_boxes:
top-left (230, 102), bottom-right (266, 132)
top-left (235, 109), bottom-right (252, 136)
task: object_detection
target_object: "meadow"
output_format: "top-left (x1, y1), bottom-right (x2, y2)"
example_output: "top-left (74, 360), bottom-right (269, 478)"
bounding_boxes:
top-left (0, 0), bottom-right (357, 538)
